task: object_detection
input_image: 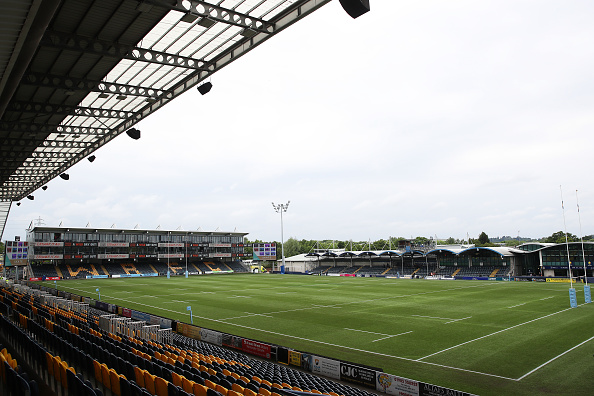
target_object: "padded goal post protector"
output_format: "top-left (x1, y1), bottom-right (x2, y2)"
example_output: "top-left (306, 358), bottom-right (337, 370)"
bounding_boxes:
top-left (339, 0), bottom-right (370, 19)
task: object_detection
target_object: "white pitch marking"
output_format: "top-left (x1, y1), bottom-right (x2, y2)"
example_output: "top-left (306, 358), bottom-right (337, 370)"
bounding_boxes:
top-left (508, 302), bottom-right (528, 308)
top-left (344, 328), bottom-right (413, 342)
top-left (412, 314), bottom-right (459, 321)
top-left (444, 316), bottom-right (472, 324)
top-left (516, 335), bottom-right (594, 380)
top-left (54, 282), bottom-right (519, 381)
top-left (417, 303), bottom-right (586, 361)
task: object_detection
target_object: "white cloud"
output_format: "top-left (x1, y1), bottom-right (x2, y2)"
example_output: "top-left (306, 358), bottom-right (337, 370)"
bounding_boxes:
top-left (5, 1), bottom-right (594, 243)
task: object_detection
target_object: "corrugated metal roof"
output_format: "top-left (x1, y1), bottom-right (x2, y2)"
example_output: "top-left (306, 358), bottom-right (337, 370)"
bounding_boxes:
top-left (0, 0), bottom-right (334, 240)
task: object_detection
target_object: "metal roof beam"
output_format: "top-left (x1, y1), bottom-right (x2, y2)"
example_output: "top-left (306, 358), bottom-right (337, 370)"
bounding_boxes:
top-left (42, 30), bottom-right (210, 71)
top-left (146, 0), bottom-right (274, 34)
top-left (0, 122), bottom-right (110, 136)
top-left (8, 101), bottom-right (136, 120)
top-left (23, 72), bottom-right (172, 98)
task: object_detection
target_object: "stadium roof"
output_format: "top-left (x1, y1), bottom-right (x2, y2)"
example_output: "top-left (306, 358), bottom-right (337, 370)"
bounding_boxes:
top-left (28, 225), bottom-right (247, 236)
top-left (0, 0), bottom-right (366, 240)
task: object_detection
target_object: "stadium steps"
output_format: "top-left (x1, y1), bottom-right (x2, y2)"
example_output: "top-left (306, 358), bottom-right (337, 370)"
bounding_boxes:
top-left (322, 267), bottom-right (331, 274)
top-left (411, 268), bottom-right (420, 276)
top-left (224, 263), bottom-right (233, 272)
top-left (489, 268), bottom-right (499, 277)
top-left (204, 262), bottom-right (215, 271)
top-left (452, 268), bottom-right (461, 276)
top-left (353, 266), bottom-right (364, 274)
top-left (99, 265), bottom-right (109, 276)
top-left (191, 263), bottom-right (201, 273)
top-left (121, 263), bottom-right (140, 275)
top-left (149, 264), bottom-right (158, 274)
top-left (381, 267), bottom-right (391, 275)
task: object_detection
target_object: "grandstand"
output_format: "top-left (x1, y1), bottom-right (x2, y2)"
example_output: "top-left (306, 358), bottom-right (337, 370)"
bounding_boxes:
top-left (0, 279), bottom-right (381, 396)
top-left (285, 242), bottom-right (594, 279)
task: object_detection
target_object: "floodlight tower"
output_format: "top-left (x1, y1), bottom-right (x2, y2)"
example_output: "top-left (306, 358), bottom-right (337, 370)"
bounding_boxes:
top-left (272, 201), bottom-right (290, 271)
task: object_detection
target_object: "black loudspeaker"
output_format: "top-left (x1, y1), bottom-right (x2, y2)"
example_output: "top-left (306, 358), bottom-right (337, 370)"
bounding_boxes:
top-left (339, 0), bottom-right (370, 19)
top-left (197, 82), bottom-right (212, 95)
top-left (126, 128), bottom-right (141, 140)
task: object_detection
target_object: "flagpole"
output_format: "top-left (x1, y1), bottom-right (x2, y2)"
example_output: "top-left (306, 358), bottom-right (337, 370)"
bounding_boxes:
top-left (560, 186), bottom-right (573, 288)
top-left (561, 185), bottom-right (578, 308)
top-left (576, 190), bottom-right (592, 304)
top-left (576, 190), bottom-right (588, 285)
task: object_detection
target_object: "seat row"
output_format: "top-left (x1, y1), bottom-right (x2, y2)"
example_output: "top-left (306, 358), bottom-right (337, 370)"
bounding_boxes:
top-left (2, 284), bottom-right (375, 396)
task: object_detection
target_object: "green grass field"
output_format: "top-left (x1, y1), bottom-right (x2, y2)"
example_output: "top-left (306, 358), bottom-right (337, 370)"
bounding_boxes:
top-left (40, 274), bottom-right (594, 395)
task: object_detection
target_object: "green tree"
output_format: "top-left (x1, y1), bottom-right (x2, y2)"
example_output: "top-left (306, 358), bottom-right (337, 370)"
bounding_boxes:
top-left (445, 237), bottom-right (456, 245)
top-left (283, 237), bottom-right (300, 258)
top-left (543, 231), bottom-right (578, 244)
top-left (478, 232), bottom-right (490, 245)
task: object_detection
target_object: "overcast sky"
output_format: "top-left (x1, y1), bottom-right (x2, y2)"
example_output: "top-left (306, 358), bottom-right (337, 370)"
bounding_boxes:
top-left (5, 0), bottom-right (594, 243)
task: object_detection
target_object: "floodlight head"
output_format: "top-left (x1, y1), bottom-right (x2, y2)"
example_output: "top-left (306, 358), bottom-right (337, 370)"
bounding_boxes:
top-left (27, 195), bottom-right (34, 200)
top-left (126, 128), bottom-right (141, 140)
top-left (197, 82), bottom-right (212, 95)
top-left (60, 173), bottom-right (70, 180)
top-left (88, 155), bottom-right (96, 162)
top-left (180, 13), bottom-right (198, 23)
top-left (42, 186), bottom-right (48, 190)
top-left (16, 202), bottom-right (21, 206)
top-left (339, 0), bottom-right (370, 19)
top-left (197, 17), bottom-right (216, 28)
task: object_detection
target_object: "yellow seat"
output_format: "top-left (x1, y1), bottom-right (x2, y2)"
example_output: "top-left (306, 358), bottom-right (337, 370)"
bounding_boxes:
top-left (258, 388), bottom-right (271, 396)
top-left (155, 376), bottom-right (169, 396)
top-left (232, 383), bottom-right (245, 393)
top-left (53, 357), bottom-right (62, 384)
top-left (101, 363), bottom-right (111, 390)
top-left (182, 377), bottom-right (195, 394)
top-left (144, 371), bottom-right (157, 395)
top-left (110, 368), bottom-right (123, 396)
top-left (204, 379), bottom-right (217, 390)
top-left (171, 371), bottom-right (184, 387)
top-left (193, 383), bottom-right (208, 396)
top-left (134, 366), bottom-right (145, 388)
top-left (215, 384), bottom-right (228, 396)
top-left (46, 352), bottom-right (55, 378)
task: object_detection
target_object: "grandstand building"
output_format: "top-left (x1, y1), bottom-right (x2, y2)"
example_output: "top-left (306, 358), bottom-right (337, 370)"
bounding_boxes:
top-left (287, 243), bottom-right (594, 279)
top-left (25, 226), bottom-right (249, 279)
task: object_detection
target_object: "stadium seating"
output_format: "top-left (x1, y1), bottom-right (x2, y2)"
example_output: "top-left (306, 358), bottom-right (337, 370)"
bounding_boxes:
top-left (0, 283), bottom-right (376, 396)
top-left (30, 260), bottom-right (252, 279)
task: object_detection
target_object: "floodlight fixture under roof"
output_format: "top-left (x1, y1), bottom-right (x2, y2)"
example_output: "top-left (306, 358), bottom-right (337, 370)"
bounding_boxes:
top-left (27, 195), bottom-right (34, 200)
top-left (197, 17), bottom-right (216, 28)
top-left (42, 186), bottom-right (48, 190)
top-left (126, 128), bottom-right (141, 140)
top-left (180, 13), bottom-right (198, 23)
top-left (197, 82), bottom-right (212, 95)
top-left (88, 155), bottom-right (96, 162)
top-left (240, 28), bottom-right (258, 38)
top-left (60, 173), bottom-right (70, 180)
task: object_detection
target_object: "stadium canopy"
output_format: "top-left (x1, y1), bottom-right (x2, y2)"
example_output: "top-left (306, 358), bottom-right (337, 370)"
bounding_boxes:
top-left (426, 246), bottom-right (518, 258)
top-left (0, 0), bottom-right (369, 241)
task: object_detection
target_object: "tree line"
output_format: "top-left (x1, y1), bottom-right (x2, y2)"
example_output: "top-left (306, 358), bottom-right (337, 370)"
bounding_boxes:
top-left (245, 231), bottom-right (594, 257)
